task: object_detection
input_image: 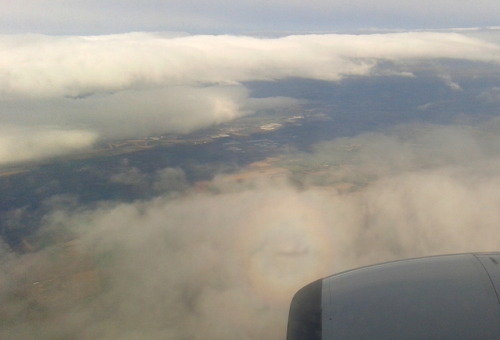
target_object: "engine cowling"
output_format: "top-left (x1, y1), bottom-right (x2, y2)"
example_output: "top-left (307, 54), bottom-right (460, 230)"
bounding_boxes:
top-left (287, 253), bottom-right (500, 339)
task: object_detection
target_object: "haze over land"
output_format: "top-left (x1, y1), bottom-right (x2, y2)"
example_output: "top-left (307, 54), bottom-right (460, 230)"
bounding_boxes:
top-left (1, 1), bottom-right (500, 339)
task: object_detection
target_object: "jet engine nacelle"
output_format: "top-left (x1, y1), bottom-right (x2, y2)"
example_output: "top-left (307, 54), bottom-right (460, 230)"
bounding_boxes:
top-left (287, 253), bottom-right (500, 339)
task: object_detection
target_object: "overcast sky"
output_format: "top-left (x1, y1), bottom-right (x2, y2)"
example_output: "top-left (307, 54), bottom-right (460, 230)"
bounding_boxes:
top-left (1, 0), bottom-right (500, 35)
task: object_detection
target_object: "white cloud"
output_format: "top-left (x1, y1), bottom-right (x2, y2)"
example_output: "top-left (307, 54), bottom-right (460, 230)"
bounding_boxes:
top-left (0, 126), bottom-right (97, 165)
top-left (0, 31), bottom-right (499, 165)
top-left (0, 85), bottom-right (262, 163)
top-left (63, 85), bottom-right (253, 137)
top-left (1, 32), bottom-right (499, 99)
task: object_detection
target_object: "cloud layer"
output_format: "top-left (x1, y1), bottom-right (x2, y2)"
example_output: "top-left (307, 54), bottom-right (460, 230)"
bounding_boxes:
top-left (1, 30), bottom-right (499, 165)
top-left (1, 120), bottom-right (500, 339)
top-left (0, 126), bottom-right (97, 165)
top-left (2, 32), bottom-right (499, 99)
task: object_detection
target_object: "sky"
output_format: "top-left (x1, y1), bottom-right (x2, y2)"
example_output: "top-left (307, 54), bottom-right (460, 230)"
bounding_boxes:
top-left (1, 0), bottom-right (500, 34)
top-left (1, 1), bottom-right (500, 339)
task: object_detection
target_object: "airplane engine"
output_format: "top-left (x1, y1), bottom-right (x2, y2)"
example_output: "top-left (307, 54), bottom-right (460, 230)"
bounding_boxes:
top-left (287, 253), bottom-right (500, 339)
